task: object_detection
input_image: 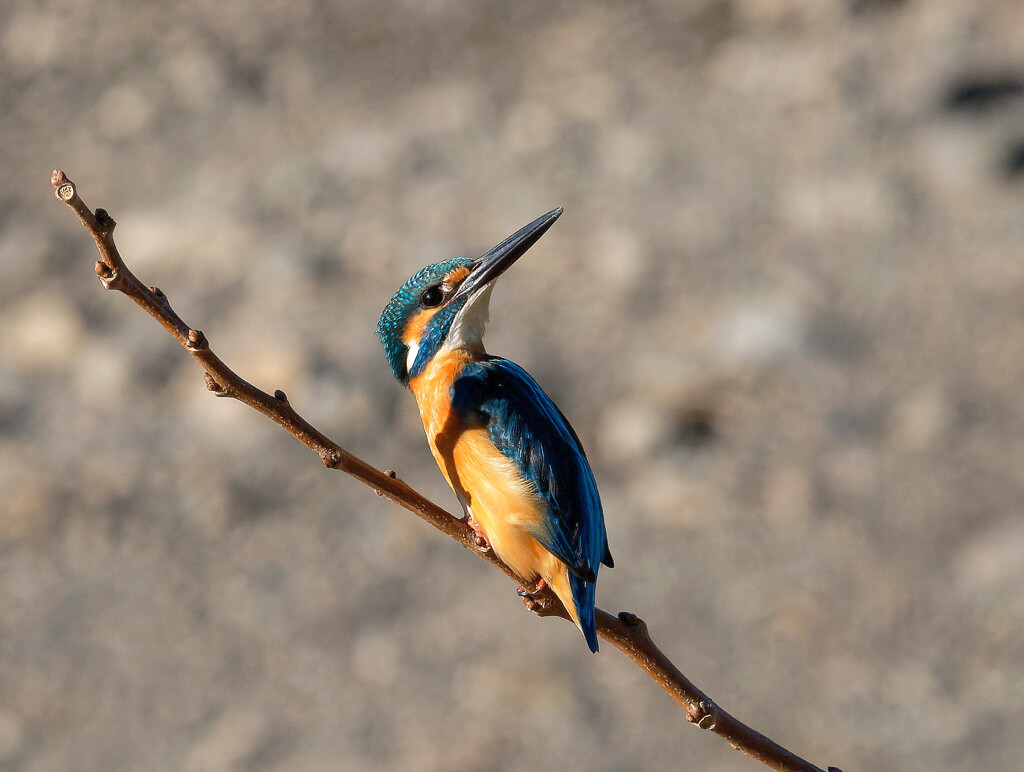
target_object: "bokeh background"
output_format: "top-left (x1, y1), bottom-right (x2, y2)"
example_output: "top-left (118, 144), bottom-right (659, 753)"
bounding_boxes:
top-left (3, 1), bottom-right (1024, 769)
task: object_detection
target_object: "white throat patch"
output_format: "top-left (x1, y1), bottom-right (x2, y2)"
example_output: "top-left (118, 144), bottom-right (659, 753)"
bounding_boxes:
top-left (445, 283), bottom-right (494, 353)
top-left (405, 340), bottom-right (420, 374)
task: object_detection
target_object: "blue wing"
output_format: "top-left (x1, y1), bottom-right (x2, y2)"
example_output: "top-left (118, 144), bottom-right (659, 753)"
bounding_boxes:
top-left (451, 357), bottom-right (612, 650)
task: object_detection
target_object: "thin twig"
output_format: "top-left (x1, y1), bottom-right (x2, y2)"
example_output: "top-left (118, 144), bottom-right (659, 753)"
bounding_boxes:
top-left (52, 170), bottom-right (840, 772)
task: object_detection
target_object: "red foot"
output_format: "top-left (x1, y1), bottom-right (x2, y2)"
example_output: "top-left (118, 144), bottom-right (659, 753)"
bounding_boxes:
top-left (467, 516), bottom-right (491, 552)
top-left (517, 578), bottom-right (548, 597)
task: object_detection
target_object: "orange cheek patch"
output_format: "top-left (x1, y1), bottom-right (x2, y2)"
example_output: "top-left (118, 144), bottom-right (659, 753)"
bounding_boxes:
top-left (402, 307), bottom-right (438, 346)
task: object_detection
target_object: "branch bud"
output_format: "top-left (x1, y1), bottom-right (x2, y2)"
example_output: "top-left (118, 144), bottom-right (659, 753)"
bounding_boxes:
top-left (204, 372), bottom-right (226, 395)
top-left (186, 329), bottom-right (207, 350)
top-left (94, 208), bottom-right (115, 230)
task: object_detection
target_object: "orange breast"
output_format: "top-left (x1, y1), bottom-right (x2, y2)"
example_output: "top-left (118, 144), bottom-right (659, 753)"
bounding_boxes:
top-left (409, 350), bottom-right (580, 626)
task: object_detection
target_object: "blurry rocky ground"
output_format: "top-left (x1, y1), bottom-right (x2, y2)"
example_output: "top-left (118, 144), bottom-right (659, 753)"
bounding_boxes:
top-left (2, 0), bottom-right (1023, 770)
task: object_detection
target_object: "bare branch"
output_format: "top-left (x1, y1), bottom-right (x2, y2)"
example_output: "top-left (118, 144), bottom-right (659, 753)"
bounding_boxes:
top-left (52, 170), bottom-right (841, 772)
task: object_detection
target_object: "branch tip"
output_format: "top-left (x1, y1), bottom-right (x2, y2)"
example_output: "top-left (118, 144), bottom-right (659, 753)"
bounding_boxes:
top-left (52, 170), bottom-right (75, 201)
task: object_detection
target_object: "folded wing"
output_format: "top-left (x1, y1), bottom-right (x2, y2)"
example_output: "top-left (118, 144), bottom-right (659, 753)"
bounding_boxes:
top-left (450, 357), bottom-right (612, 581)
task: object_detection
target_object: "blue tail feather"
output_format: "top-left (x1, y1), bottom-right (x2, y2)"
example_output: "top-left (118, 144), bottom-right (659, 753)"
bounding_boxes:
top-left (570, 573), bottom-right (599, 653)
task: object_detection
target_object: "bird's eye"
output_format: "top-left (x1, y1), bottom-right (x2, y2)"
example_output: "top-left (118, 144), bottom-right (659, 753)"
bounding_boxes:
top-left (420, 286), bottom-right (444, 308)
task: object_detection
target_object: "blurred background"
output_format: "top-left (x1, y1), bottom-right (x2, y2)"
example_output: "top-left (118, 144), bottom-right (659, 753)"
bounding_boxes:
top-left (3, 1), bottom-right (1024, 769)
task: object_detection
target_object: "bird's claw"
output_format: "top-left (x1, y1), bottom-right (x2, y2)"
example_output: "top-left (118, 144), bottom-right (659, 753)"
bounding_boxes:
top-left (466, 516), bottom-right (491, 553)
top-left (517, 578), bottom-right (548, 598)
top-left (522, 595), bottom-right (541, 613)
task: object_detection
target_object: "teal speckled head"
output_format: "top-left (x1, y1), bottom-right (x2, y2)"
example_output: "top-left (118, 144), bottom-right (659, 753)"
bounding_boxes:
top-left (375, 258), bottom-right (474, 384)
top-left (376, 208), bottom-right (563, 386)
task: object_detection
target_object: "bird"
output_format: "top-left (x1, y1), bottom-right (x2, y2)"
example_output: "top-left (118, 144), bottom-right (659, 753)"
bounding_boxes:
top-left (376, 208), bottom-right (613, 652)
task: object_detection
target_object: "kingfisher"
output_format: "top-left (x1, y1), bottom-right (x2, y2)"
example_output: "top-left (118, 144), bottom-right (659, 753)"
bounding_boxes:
top-left (376, 208), bottom-right (613, 652)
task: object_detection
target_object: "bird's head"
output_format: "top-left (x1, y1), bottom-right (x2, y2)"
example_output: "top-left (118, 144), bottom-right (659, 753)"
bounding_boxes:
top-left (376, 208), bottom-right (562, 385)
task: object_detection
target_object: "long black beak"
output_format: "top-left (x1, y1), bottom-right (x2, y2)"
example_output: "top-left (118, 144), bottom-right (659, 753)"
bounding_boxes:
top-left (454, 207), bottom-right (563, 300)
